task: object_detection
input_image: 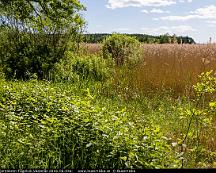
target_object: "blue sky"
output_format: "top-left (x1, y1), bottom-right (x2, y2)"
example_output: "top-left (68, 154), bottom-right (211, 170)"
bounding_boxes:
top-left (79, 0), bottom-right (216, 43)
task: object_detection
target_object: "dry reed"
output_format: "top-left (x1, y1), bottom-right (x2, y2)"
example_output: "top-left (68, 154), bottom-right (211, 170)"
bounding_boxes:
top-left (84, 43), bottom-right (216, 96)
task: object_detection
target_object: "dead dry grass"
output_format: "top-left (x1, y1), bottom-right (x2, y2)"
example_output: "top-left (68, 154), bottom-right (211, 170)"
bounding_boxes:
top-left (135, 44), bottom-right (216, 95)
top-left (82, 43), bottom-right (216, 96)
top-left (79, 43), bottom-right (103, 55)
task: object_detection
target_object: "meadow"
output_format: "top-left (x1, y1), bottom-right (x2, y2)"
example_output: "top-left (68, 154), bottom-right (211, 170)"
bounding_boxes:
top-left (0, 35), bottom-right (216, 169)
top-left (2, 0), bottom-right (216, 169)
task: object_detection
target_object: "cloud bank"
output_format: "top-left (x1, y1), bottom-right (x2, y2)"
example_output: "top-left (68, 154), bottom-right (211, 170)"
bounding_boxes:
top-left (106, 0), bottom-right (193, 9)
top-left (106, 0), bottom-right (177, 9)
top-left (160, 5), bottom-right (216, 21)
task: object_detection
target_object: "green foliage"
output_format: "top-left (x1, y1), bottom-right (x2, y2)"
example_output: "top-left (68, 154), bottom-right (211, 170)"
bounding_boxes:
top-left (0, 66), bottom-right (5, 79)
top-left (178, 71), bottom-right (216, 168)
top-left (1, 32), bottom-right (58, 80)
top-left (0, 0), bottom-right (85, 32)
top-left (51, 53), bottom-right (114, 82)
top-left (0, 0), bottom-right (85, 80)
top-left (194, 70), bottom-right (216, 96)
top-left (0, 80), bottom-right (176, 169)
top-left (102, 34), bottom-right (141, 66)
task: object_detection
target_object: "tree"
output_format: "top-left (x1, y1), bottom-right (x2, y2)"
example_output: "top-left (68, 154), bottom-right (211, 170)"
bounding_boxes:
top-left (102, 34), bottom-right (141, 66)
top-left (0, 0), bottom-right (85, 80)
top-left (159, 33), bottom-right (170, 44)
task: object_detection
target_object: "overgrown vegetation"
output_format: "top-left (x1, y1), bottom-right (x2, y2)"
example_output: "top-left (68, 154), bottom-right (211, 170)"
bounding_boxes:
top-left (0, 0), bottom-right (215, 169)
top-left (102, 34), bottom-right (141, 66)
top-left (51, 53), bottom-right (114, 83)
top-left (0, 0), bottom-right (85, 80)
top-left (0, 67), bottom-right (215, 168)
top-left (0, 80), bottom-right (181, 169)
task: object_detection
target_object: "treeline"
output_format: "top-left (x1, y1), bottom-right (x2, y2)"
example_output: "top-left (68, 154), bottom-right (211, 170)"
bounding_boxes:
top-left (83, 33), bottom-right (196, 44)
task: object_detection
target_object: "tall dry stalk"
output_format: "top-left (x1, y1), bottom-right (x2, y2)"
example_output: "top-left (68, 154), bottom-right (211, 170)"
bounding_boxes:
top-left (84, 43), bottom-right (216, 96)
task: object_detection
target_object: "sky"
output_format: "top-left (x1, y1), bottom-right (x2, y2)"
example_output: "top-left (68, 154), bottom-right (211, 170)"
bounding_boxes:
top-left (79, 0), bottom-right (216, 43)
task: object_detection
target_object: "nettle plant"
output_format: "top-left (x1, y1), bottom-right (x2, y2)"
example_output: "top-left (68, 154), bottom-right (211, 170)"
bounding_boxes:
top-left (102, 34), bottom-right (142, 66)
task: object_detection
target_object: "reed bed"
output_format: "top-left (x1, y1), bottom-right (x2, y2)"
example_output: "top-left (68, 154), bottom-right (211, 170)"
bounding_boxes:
top-left (80, 43), bottom-right (102, 55)
top-left (84, 43), bottom-right (216, 96)
top-left (138, 44), bottom-right (216, 94)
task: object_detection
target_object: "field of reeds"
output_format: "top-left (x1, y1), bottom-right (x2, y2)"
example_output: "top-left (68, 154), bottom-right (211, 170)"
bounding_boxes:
top-left (82, 43), bottom-right (216, 96)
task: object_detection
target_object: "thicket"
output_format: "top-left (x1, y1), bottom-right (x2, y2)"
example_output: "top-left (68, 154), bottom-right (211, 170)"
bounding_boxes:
top-left (51, 53), bottom-right (114, 82)
top-left (102, 34), bottom-right (141, 66)
top-left (0, 69), bottom-right (215, 168)
top-left (0, 41), bottom-right (216, 169)
top-left (0, 0), bottom-right (85, 80)
top-left (172, 71), bottom-right (216, 168)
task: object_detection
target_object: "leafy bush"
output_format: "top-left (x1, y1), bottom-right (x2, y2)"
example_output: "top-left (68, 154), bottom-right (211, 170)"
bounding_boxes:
top-left (194, 70), bottom-right (216, 97)
top-left (0, 65), bottom-right (5, 79)
top-left (0, 0), bottom-right (85, 80)
top-left (0, 31), bottom-right (79, 80)
top-left (102, 34), bottom-right (141, 66)
top-left (1, 33), bottom-right (45, 79)
top-left (0, 80), bottom-right (177, 169)
top-left (178, 71), bottom-right (216, 168)
top-left (51, 53), bottom-right (114, 82)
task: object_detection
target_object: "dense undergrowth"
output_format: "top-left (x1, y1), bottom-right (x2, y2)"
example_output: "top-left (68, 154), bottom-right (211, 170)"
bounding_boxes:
top-left (0, 79), bottom-right (180, 169)
top-left (0, 68), bottom-right (216, 168)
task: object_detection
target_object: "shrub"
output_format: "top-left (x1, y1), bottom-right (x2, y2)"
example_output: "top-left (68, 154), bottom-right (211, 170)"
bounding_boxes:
top-left (0, 0), bottom-right (85, 80)
top-left (178, 71), bottom-right (216, 167)
top-left (51, 53), bottom-right (114, 82)
top-left (1, 32), bottom-right (49, 80)
top-left (102, 34), bottom-right (141, 66)
top-left (0, 67), bottom-right (5, 79)
top-left (0, 31), bottom-right (82, 80)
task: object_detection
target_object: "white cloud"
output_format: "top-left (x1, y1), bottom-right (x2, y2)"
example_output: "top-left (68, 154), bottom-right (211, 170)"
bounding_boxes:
top-left (179, 0), bottom-right (192, 3)
top-left (150, 8), bottom-right (170, 13)
top-left (160, 5), bottom-right (216, 21)
top-left (161, 15), bottom-right (201, 21)
top-left (106, 0), bottom-right (194, 9)
top-left (171, 25), bottom-right (196, 32)
top-left (142, 8), bottom-right (170, 14)
top-left (106, 0), bottom-right (177, 9)
top-left (141, 25), bottom-right (196, 35)
top-left (141, 9), bottom-right (149, 13)
top-left (191, 5), bottom-right (216, 18)
top-left (207, 20), bottom-right (216, 24)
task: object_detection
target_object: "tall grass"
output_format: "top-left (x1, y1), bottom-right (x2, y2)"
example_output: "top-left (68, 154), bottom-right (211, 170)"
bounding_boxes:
top-left (84, 43), bottom-right (216, 96)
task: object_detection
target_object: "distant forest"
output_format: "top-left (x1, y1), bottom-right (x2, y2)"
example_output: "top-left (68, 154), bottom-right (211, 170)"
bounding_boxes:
top-left (83, 33), bottom-right (196, 44)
